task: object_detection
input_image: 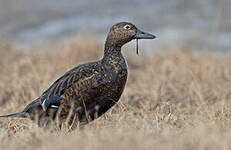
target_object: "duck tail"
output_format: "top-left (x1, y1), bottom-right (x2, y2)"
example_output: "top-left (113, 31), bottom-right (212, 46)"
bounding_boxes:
top-left (0, 111), bottom-right (26, 118)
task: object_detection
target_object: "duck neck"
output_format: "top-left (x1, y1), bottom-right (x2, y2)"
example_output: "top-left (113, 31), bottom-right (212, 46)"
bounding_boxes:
top-left (102, 42), bottom-right (127, 69)
top-left (103, 42), bottom-right (122, 60)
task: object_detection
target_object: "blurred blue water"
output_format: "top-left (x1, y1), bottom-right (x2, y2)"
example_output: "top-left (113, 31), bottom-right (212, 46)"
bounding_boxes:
top-left (0, 0), bottom-right (230, 51)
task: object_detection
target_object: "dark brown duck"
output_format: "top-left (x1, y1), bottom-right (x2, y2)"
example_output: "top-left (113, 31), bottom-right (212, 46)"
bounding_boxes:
top-left (0, 22), bottom-right (156, 127)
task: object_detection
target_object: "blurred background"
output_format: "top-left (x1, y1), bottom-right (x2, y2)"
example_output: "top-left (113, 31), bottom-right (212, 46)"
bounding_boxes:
top-left (0, 0), bottom-right (230, 52)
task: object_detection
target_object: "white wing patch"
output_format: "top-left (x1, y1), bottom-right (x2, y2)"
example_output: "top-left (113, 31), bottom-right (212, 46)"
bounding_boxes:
top-left (41, 99), bottom-right (47, 112)
top-left (51, 105), bottom-right (59, 108)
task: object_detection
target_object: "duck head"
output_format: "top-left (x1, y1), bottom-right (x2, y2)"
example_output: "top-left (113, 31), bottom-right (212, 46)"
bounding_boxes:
top-left (105, 22), bottom-right (156, 48)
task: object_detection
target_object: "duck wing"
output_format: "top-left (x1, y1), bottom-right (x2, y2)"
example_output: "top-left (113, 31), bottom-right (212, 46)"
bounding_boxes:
top-left (39, 62), bottom-right (100, 111)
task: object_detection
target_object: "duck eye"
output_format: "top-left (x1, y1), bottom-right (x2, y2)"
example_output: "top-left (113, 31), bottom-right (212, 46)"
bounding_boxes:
top-left (124, 25), bottom-right (131, 30)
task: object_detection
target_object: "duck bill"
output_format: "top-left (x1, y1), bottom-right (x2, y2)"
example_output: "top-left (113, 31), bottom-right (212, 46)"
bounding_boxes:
top-left (135, 29), bottom-right (156, 39)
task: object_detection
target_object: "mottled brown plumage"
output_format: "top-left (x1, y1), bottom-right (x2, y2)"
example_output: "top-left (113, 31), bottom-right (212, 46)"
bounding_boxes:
top-left (0, 22), bottom-right (156, 128)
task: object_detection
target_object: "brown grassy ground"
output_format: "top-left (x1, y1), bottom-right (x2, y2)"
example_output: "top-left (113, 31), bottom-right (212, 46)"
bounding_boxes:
top-left (1, 36), bottom-right (231, 150)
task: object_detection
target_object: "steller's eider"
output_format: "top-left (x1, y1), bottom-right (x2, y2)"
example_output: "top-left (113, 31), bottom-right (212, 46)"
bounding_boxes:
top-left (0, 22), bottom-right (156, 128)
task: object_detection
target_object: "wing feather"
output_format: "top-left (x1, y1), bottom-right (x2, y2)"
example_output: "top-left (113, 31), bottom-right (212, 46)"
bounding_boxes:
top-left (40, 62), bottom-right (98, 103)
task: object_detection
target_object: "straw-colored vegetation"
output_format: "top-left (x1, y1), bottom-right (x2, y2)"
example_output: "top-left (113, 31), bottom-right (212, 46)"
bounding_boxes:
top-left (1, 35), bottom-right (231, 150)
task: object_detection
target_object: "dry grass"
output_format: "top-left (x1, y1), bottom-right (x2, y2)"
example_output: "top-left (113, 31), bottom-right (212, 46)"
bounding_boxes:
top-left (1, 36), bottom-right (231, 150)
